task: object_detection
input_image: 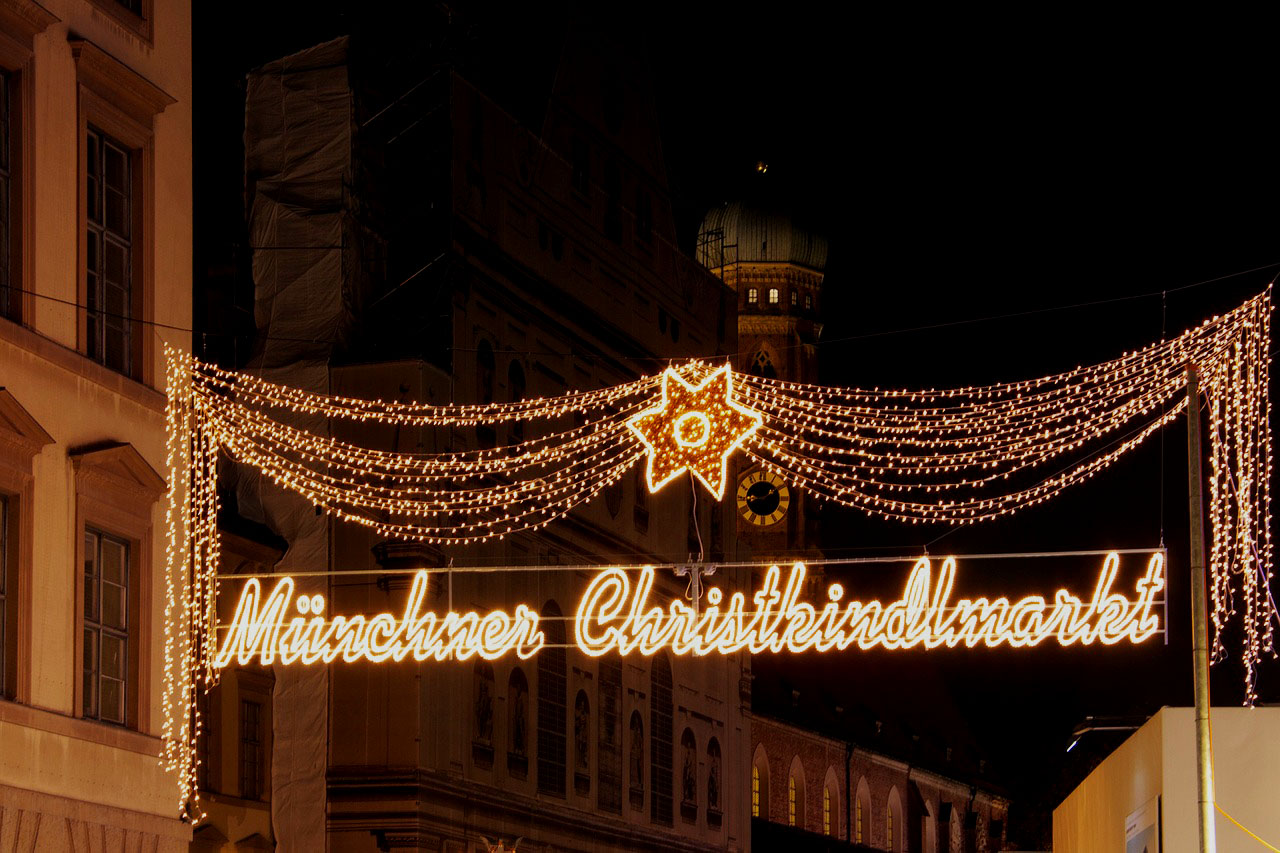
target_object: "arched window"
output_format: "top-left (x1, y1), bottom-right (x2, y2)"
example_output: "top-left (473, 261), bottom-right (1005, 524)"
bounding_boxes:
top-left (679, 728), bottom-right (697, 822)
top-left (573, 689), bottom-right (590, 795)
top-left (507, 668), bottom-right (529, 778)
top-left (823, 767), bottom-right (840, 838)
top-left (597, 659), bottom-right (622, 813)
top-left (752, 765), bottom-right (761, 817)
top-left (650, 654), bottom-right (673, 825)
top-left (706, 737), bottom-right (722, 820)
top-left (749, 348), bottom-right (777, 379)
top-left (787, 756), bottom-right (805, 830)
top-left (768, 287), bottom-right (780, 305)
top-left (537, 601), bottom-right (567, 797)
top-left (473, 662), bottom-right (495, 768)
top-left (854, 776), bottom-right (870, 844)
top-left (752, 743), bottom-right (770, 820)
top-left (507, 361), bottom-right (526, 446)
top-left (887, 785), bottom-right (904, 852)
top-left (747, 287), bottom-right (758, 304)
top-left (628, 710), bottom-right (644, 809)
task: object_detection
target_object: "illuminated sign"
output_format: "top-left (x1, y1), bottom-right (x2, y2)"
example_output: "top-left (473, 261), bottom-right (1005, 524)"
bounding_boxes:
top-left (214, 552), bottom-right (1164, 667)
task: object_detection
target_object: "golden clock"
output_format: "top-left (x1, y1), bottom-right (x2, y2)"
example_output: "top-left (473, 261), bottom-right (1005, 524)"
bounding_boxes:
top-left (736, 470), bottom-right (790, 526)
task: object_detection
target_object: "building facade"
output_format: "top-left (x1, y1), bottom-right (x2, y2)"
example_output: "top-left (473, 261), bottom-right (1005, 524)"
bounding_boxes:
top-left (696, 202), bottom-right (1011, 852)
top-left (216, 31), bottom-right (750, 853)
top-left (0, 0), bottom-right (191, 848)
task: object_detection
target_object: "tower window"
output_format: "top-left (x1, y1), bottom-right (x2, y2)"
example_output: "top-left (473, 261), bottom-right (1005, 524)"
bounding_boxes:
top-left (746, 287), bottom-right (758, 304)
top-left (768, 288), bottom-right (779, 305)
top-left (790, 290), bottom-right (797, 307)
top-left (805, 293), bottom-right (813, 310)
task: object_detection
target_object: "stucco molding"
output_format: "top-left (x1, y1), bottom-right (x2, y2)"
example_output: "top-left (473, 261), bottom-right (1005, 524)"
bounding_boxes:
top-left (69, 38), bottom-right (173, 128)
top-left (0, 0), bottom-right (58, 60)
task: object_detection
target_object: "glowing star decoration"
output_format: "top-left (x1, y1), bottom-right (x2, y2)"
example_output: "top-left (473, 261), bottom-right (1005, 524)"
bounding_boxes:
top-left (627, 364), bottom-right (763, 499)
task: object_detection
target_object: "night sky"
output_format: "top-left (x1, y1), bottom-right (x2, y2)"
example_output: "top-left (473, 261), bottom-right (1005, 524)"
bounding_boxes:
top-left (195, 4), bottom-right (1280, 844)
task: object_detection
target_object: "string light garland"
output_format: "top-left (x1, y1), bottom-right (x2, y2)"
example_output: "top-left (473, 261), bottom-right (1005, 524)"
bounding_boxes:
top-left (159, 288), bottom-right (1275, 819)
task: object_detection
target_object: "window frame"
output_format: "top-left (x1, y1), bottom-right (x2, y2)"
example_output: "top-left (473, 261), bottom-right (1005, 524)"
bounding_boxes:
top-left (239, 697), bottom-right (265, 800)
top-left (0, 390), bottom-right (51, 703)
top-left (80, 526), bottom-right (131, 725)
top-left (71, 39), bottom-right (173, 386)
top-left (71, 443), bottom-right (164, 733)
top-left (768, 287), bottom-right (780, 305)
top-left (86, 0), bottom-right (154, 45)
top-left (0, 2), bottom-right (56, 327)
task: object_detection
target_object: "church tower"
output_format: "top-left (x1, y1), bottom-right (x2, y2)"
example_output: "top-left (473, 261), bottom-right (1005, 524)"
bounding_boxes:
top-left (697, 181), bottom-right (828, 567)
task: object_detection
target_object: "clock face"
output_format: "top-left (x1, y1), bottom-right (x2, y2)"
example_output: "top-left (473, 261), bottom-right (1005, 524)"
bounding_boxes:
top-left (736, 470), bottom-right (790, 526)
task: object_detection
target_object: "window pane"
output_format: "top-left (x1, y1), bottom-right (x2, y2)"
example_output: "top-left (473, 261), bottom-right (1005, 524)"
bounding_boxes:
top-left (102, 537), bottom-right (125, 584)
top-left (100, 675), bottom-right (123, 724)
top-left (83, 532), bottom-right (98, 620)
top-left (101, 632), bottom-right (124, 680)
top-left (102, 580), bottom-right (125, 629)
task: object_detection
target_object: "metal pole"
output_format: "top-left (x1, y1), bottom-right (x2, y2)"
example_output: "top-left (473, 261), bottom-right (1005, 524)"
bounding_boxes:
top-left (1185, 366), bottom-right (1217, 852)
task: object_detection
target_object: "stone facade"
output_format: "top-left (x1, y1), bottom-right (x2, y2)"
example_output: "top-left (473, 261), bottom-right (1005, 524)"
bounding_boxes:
top-left (749, 714), bottom-right (1011, 851)
top-left (0, 0), bottom-right (192, 849)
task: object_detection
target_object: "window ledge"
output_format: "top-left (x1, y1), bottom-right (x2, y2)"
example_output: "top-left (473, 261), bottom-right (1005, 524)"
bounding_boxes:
top-left (0, 316), bottom-right (166, 413)
top-left (0, 697), bottom-right (161, 756)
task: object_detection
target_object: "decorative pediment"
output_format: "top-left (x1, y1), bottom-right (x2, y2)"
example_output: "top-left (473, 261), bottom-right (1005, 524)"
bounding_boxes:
top-left (0, 388), bottom-right (54, 458)
top-left (0, 0), bottom-right (58, 54)
top-left (70, 441), bottom-right (165, 503)
top-left (69, 38), bottom-right (175, 126)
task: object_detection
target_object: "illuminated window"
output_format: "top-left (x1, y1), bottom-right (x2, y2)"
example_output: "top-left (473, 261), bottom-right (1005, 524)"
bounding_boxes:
top-left (790, 289), bottom-right (798, 307)
top-left (650, 653), bottom-right (673, 824)
top-left (752, 765), bottom-right (760, 816)
top-left (85, 127), bottom-right (134, 376)
top-left (768, 288), bottom-right (779, 305)
top-left (752, 745), bottom-right (769, 820)
top-left (598, 659), bottom-right (623, 813)
top-left (887, 805), bottom-right (894, 849)
top-left (82, 528), bottom-right (129, 724)
top-left (239, 699), bottom-right (264, 800)
top-left (788, 775), bottom-right (796, 825)
top-left (537, 601), bottom-right (567, 796)
top-left (805, 293), bottom-right (813, 310)
top-left (855, 796), bottom-right (862, 842)
top-left (823, 785), bottom-right (830, 835)
top-left (747, 287), bottom-right (758, 304)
